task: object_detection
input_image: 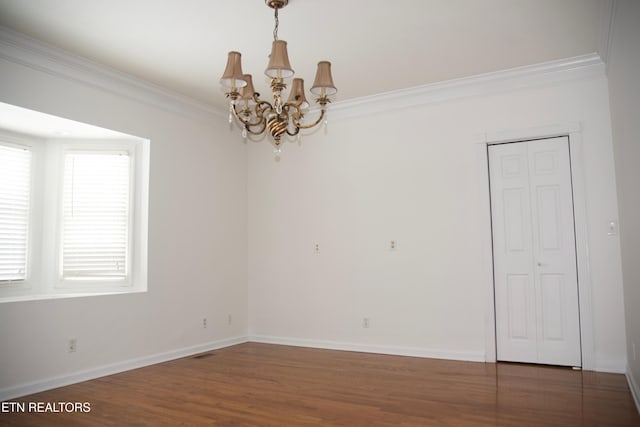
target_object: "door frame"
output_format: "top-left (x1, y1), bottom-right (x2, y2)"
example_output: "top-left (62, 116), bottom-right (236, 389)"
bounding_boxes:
top-left (476, 122), bottom-right (595, 370)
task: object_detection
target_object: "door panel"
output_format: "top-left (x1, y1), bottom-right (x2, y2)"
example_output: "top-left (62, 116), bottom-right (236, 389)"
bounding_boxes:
top-left (536, 186), bottom-right (561, 250)
top-left (490, 142), bottom-right (537, 362)
top-left (507, 274), bottom-right (531, 340)
top-left (540, 274), bottom-right (565, 341)
top-left (489, 136), bottom-right (581, 367)
top-left (503, 188), bottom-right (526, 252)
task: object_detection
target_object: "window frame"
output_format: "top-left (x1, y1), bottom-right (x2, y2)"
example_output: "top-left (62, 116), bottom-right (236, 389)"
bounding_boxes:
top-left (0, 136), bottom-right (35, 288)
top-left (0, 131), bottom-right (149, 302)
top-left (55, 145), bottom-right (136, 289)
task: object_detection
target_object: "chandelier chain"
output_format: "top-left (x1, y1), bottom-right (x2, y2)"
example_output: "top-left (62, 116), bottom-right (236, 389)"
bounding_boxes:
top-left (273, 8), bottom-right (279, 41)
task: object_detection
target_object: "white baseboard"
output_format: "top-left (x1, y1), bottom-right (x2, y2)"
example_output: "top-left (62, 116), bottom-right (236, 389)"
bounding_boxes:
top-left (593, 358), bottom-right (627, 374)
top-left (248, 335), bottom-right (486, 362)
top-left (3, 336), bottom-right (629, 403)
top-left (0, 335), bottom-right (248, 401)
top-left (627, 366), bottom-right (640, 414)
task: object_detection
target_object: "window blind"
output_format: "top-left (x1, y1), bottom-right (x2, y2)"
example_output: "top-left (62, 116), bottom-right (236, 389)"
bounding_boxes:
top-left (0, 144), bottom-right (31, 282)
top-left (61, 152), bottom-right (130, 280)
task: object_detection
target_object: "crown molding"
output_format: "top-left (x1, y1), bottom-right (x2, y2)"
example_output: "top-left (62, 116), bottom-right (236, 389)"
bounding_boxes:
top-left (597, 0), bottom-right (616, 67)
top-left (1, 25), bottom-right (606, 125)
top-left (327, 53), bottom-right (606, 122)
top-left (0, 26), bottom-right (224, 122)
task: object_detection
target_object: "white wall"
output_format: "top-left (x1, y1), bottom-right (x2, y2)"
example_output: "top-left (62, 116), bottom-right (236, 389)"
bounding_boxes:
top-left (607, 0), bottom-right (640, 407)
top-left (0, 24), bottom-right (630, 401)
top-left (0, 42), bottom-right (247, 397)
top-left (248, 63), bottom-right (627, 371)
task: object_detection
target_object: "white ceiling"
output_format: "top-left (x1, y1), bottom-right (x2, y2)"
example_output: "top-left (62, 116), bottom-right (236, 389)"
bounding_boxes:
top-left (0, 0), bottom-right (602, 113)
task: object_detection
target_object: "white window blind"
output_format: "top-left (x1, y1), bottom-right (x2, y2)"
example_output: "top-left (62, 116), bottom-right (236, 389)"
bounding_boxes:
top-left (61, 152), bottom-right (131, 281)
top-left (0, 144), bottom-right (31, 282)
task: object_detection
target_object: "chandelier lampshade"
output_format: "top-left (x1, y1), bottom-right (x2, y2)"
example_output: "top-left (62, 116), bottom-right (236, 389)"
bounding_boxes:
top-left (237, 74), bottom-right (256, 107)
top-left (265, 40), bottom-right (295, 79)
top-left (286, 78), bottom-right (309, 109)
top-left (220, 0), bottom-right (337, 153)
top-left (310, 61), bottom-right (337, 96)
top-left (220, 51), bottom-right (247, 89)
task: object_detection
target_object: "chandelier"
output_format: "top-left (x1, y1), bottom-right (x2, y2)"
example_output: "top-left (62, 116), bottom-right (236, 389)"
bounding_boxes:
top-left (220, 0), bottom-right (337, 153)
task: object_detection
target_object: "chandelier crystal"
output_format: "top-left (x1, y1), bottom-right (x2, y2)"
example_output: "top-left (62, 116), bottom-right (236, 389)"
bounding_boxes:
top-left (220, 0), bottom-right (337, 152)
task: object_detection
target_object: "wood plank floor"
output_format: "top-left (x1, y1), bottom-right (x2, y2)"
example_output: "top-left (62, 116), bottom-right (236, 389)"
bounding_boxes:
top-left (1, 342), bottom-right (639, 426)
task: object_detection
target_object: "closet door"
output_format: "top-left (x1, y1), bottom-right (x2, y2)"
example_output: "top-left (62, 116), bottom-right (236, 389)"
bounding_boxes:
top-left (489, 136), bottom-right (581, 367)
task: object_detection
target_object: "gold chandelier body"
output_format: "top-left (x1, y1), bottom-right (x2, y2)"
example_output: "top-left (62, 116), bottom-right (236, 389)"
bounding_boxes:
top-left (220, 0), bottom-right (337, 151)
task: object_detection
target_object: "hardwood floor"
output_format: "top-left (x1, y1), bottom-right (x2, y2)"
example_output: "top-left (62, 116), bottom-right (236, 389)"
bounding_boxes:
top-left (2, 342), bottom-right (639, 426)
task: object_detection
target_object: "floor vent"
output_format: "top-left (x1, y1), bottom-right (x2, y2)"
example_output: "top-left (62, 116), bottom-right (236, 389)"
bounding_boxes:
top-left (192, 353), bottom-right (214, 359)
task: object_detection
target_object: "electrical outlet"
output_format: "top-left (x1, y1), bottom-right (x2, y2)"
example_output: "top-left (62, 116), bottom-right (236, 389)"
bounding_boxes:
top-left (314, 243), bottom-right (320, 254)
top-left (68, 338), bottom-right (77, 353)
top-left (202, 318), bottom-right (208, 329)
top-left (362, 318), bottom-right (370, 328)
top-left (390, 240), bottom-right (397, 250)
top-left (227, 314), bottom-right (232, 326)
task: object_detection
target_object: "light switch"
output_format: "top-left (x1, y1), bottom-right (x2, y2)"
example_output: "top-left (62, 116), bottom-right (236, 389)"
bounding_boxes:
top-left (607, 220), bottom-right (618, 236)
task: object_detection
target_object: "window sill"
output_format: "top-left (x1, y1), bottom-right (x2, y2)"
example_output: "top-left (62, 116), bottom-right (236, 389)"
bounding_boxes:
top-left (0, 288), bottom-right (147, 303)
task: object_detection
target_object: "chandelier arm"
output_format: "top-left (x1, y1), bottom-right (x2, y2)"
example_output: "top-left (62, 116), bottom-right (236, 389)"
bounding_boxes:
top-left (235, 99), bottom-right (271, 135)
top-left (292, 108), bottom-right (326, 130)
top-left (284, 100), bottom-right (305, 112)
top-left (235, 114), bottom-right (263, 128)
top-left (286, 127), bottom-right (300, 137)
top-left (255, 100), bottom-right (275, 117)
top-left (245, 121), bottom-right (268, 135)
top-left (231, 103), bottom-right (264, 128)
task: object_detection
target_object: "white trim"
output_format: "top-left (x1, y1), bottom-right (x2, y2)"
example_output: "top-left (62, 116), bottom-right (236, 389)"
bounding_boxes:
top-left (479, 123), bottom-right (596, 371)
top-left (627, 366), bottom-right (640, 414)
top-left (328, 54), bottom-right (605, 122)
top-left (0, 336), bottom-right (482, 401)
top-left (475, 142), bottom-right (497, 362)
top-left (1, 25), bottom-right (605, 125)
top-left (482, 123), bottom-right (582, 145)
top-left (590, 358), bottom-right (627, 374)
top-left (0, 137), bottom-right (150, 302)
top-left (249, 335), bottom-right (485, 363)
top-left (0, 335), bottom-right (248, 401)
top-left (566, 129), bottom-right (596, 371)
top-left (597, 0), bottom-right (616, 66)
top-left (0, 26), bottom-right (224, 122)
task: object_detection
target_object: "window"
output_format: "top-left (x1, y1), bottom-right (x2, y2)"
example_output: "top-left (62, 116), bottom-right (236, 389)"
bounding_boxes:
top-left (0, 143), bottom-right (31, 283)
top-left (0, 130), bottom-right (149, 302)
top-left (60, 151), bottom-right (132, 283)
